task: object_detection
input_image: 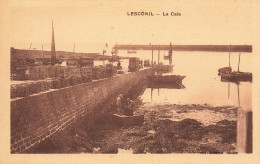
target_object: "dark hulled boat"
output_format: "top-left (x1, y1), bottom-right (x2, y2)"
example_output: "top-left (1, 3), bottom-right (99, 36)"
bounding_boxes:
top-left (220, 50), bottom-right (253, 82)
top-left (147, 80), bottom-right (185, 89)
top-left (218, 67), bottom-right (232, 75)
top-left (221, 71), bottom-right (252, 82)
top-left (148, 75), bottom-right (186, 84)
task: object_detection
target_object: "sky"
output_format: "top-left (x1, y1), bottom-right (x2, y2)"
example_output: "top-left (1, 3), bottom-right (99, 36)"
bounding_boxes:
top-left (9, 0), bottom-right (254, 53)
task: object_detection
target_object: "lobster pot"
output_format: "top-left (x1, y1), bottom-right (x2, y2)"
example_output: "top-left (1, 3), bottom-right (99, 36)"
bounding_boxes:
top-left (107, 67), bottom-right (113, 77)
top-left (48, 66), bottom-right (56, 78)
top-left (81, 75), bottom-right (87, 83)
top-left (16, 83), bottom-right (30, 97)
top-left (64, 77), bottom-right (70, 87)
top-left (40, 80), bottom-right (49, 91)
top-left (34, 67), bottom-right (40, 80)
top-left (80, 67), bottom-right (86, 76)
top-left (28, 82), bottom-right (36, 95)
top-left (35, 81), bottom-right (42, 93)
top-left (84, 67), bottom-right (93, 81)
top-left (69, 76), bottom-right (77, 86)
top-left (54, 66), bottom-right (60, 78)
top-left (14, 68), bottom-right (27, 80)
top-left (10, 84), bottom-right (17, 99)
top-left (52, 79), bottom-right (61, 89)
top-left (98, 67), bottom-right (106, 79)
top-left (76, 76), bottom-right (83, 84)
top-left (40, 81), bottom-right (48, 92)
top-left (28, 67), bottom-right (39, 80)
top-left (59, 78), bottom-right (65, 88)
top-left (43, 66), bottom-right (49, 79)
top-left (38, 66), bottom-right (45, 80)
top-left (46, 79), bottom-right (54, 89)
top-left (112, 66), bottom-right (118, 76)
top-left (70, 66), bottom-right (80, 77)
top-left (87, 75), bottom-right (93, 82)
top-left (59, 67), bottom-right (65, 78)
top-left (63, 67), bottom-right (69, 77)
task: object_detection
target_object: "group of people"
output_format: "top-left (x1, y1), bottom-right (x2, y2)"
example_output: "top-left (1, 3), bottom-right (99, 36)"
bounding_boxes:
top-left (116, 94), bottom-right (135, 116)
top-left (143, 60), bottom-right (151, 67)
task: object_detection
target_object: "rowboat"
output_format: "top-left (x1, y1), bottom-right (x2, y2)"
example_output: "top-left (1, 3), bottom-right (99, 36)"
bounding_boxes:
top-left (112, 114), bottom-right (144, 126)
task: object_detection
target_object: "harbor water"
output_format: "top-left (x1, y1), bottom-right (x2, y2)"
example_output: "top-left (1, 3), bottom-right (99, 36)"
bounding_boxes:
top-left (116, 50), bottom-right (252, 109)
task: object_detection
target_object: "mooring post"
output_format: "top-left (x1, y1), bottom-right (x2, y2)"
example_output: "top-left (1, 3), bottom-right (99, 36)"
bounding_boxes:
top-left (152, 45), bottom-right (154, 65)
top-left (236, 107), bottom-right (253, 153)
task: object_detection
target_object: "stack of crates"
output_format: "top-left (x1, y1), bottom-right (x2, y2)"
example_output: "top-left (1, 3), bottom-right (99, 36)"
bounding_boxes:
top-left (92, 67), bottom-right (99, 80)
top-left (128, 57), bottom-right (140, 72)
top-left (112, 66), bottom-right (118, 76)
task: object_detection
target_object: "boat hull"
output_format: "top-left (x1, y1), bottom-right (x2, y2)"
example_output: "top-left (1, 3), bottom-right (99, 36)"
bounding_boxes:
top-left (148, 75), bottom-right (186, 83)
top-left (147, 81), bottom-right (185, 89)
top-left (112, 114), bottom-right (144, 126)
top-left (221, 71), bottom-right (252, 82)
top-left (218, 67), bottom-right (232, 75)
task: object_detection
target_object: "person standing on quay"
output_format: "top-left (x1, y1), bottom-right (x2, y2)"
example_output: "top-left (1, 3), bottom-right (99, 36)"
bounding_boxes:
top-left (116, 94), bottom-right (123, 114)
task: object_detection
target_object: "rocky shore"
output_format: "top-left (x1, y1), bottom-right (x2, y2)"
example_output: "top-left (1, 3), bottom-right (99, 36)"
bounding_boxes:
top-left (32, 102), bottom-right (238, 154)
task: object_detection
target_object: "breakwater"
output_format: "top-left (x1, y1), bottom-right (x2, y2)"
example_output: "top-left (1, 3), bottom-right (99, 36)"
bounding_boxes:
top-left (10, 48), bottom-right (101, 59)
top-left (114, 45), bottom-right (252, 52)
top-left (10, 68), bottom-right (154, 153)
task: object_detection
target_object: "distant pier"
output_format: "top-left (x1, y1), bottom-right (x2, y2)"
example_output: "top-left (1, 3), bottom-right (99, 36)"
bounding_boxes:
top-left (114, 44), bottom-right (252, 52)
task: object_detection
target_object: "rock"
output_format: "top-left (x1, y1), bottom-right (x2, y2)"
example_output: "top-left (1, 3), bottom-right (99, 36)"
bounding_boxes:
top-left (100, 145), bottom-right (118, 154)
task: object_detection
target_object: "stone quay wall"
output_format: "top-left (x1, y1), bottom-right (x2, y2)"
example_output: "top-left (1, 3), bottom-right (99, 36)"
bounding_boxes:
top-left (11, 68), bottom-right (153, 153)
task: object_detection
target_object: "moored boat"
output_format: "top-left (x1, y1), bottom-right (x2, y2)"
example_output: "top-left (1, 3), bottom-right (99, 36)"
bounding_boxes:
top-left (218, 67), bottom-right (232, 75)
top-left (220, 50), bottom-right (252, 82)
top-left (221, 71), bottom-right (252, 82)
top-left (147, 80), bottom-right (185, 89)
top-left (148, 74), bottom-right (186, 83)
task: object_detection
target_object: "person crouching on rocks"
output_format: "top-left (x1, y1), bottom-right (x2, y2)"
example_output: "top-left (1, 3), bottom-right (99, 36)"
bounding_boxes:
top-left (125, 98), bottom-right (134, 116)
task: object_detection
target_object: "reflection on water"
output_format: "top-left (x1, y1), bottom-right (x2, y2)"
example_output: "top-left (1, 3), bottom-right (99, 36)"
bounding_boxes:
top-left (117, 50), bottom-right (252, 109)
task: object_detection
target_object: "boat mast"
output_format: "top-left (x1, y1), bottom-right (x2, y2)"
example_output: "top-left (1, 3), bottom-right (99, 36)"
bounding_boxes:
top-left (169, 42), bottom-right (173, 65)
top-left (229, 44), bottom-right (231, 68)
top-left (238, 52), bottom-right (241, 72)
top-left (158, 45), bottom-right (160, 64)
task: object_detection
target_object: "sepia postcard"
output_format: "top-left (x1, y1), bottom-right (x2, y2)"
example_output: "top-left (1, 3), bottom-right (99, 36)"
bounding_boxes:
top-left (0, 0), bottom-right (260, 163)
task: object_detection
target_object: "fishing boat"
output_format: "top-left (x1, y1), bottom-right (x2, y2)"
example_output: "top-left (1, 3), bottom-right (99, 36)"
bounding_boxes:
top-left (220, 51), bottom-right (253, 82)
top-left (218, 67), bottom-right (232, 75)
top-left (221, 71), bottom-right (252, 82)
top-left (148, 74), bottom-right (186, 84)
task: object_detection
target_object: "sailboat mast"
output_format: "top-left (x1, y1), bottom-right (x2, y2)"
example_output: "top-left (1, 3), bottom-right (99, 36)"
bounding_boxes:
top-left (229, 44), bottom-right (231, 68)
top-left (158, 45), bottom-right (160, 64)
top-left (238, 52), bottom-right (241, 72)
